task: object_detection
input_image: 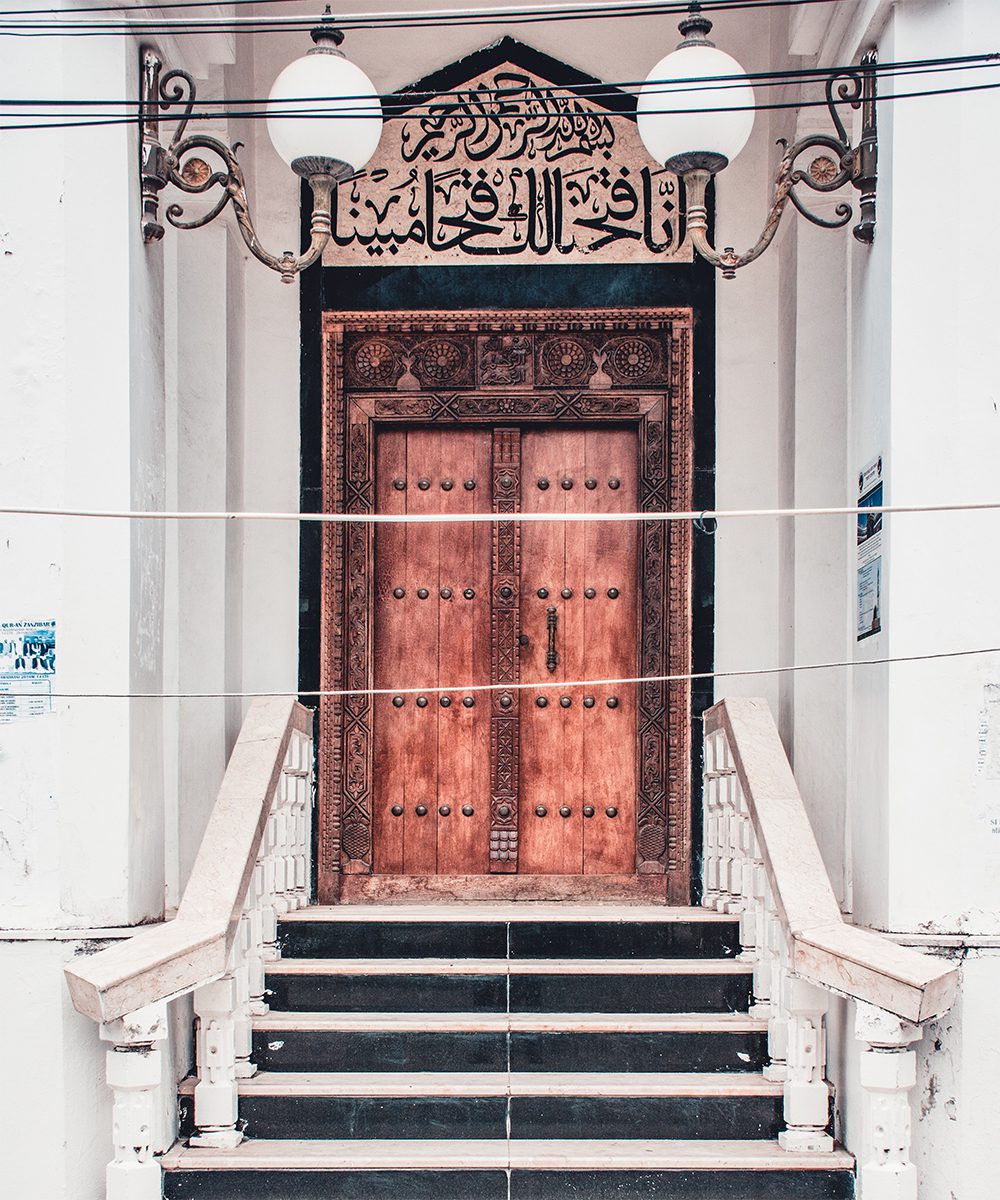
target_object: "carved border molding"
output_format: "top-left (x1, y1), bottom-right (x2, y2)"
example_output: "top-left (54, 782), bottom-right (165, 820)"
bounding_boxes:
top-left (319, 307), bottom-right (694, 903)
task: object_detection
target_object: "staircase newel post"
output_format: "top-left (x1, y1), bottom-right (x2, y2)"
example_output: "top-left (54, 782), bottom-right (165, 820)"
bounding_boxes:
top-left (232, 912), bottom-right (256, 1080)
top-left (855, 1003), bottom-right (922, 1200)
top-left (100, 1002), bottom-right (168, 1200)
top-left (701, 729), bottom-right (724, 907)
top-left (247, 859), bottom-right (269, 1014)
top-left (778, 978), bottom-right (834, 1152)
top-left (191, 969), bottom-right (244, 1148)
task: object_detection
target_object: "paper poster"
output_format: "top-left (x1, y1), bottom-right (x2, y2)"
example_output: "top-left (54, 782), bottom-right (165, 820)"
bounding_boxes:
top-left (857, 456), bottom-right (883, 641)
top-left (0, 619), bottom-right (56, 723)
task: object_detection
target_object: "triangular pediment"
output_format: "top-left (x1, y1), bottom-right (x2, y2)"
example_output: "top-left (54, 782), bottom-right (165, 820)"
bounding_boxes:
top-left (324, 40), bottom-right (691, 267)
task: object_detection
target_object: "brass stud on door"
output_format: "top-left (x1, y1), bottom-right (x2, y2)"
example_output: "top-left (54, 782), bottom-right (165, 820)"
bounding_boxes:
top-left (559, 696), bottom-right (571, 708)
top-left (584, 588), bottom-right (596, 599)
top-left (537, 587), bottom-right (549, 599)
top-left (583, 805), bottom-right (595, 818)
top-left (441, 479), bottom-right (454, 491)
top-left (462, 696), bottom-right (475, 708)
top-left (418, 478), bottom-right (431, 490)
top-left (535, 806), bottom-right (547, 817)
top-left (536, 696), bottom-right (548, 708)
top-left (392, 696), bottom-right (404, 708)
top-left (440, 586), bottom-right (453, 600)
top-left (464, 479), bottom-right (476, 491)
top-left (585, 478), bottom-right (597, 490)
top-left (499, 693), bottom-right (513, 709)
top-left (607, 587), bottom-right (620, 599)
top-left (393, 587), bottom-right (405, 599)
top-left (439, 805), bottom-right (451, 816)
top-left (417, 588), bottom-right (429, 600)
top-left (391, 805), bottom-right (404, 817)
top-left (498, 804), bottom-right (511, 818)
top-left (608, 477), bottom-right (621, 490)
top-left (561, 478), bottom-right (573, 490)
top-left (537, 477), bottom-right (550, 490)
top-left (462, 805), bottom-right (474, 817)
top-left (607, 696), bottom-right (619, 709)
top-left (416, 696), bottom-right (428, 708)
top-left (583, 696), bottom-right (595, 708)
top-left (415, 805), bottom-right (428, 816)
top-left (440, 696), bottom-right (452, 707)
top-left (392, 478), bottom-right (406, 491)
top-left (560, 806), bottom-right (571, 818)
top-left (561, 587), bottom-right (572, 599)
top-left (606, 806), bottom-right (619, 818)
top-left (463, 588), bottom-right (475, 600)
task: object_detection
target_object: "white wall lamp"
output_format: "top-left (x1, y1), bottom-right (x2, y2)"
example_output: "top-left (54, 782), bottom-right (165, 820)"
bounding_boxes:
top-left (637, 4), bottom-right (878, 278)
top-left (139, 9), bottom-right (383, 282)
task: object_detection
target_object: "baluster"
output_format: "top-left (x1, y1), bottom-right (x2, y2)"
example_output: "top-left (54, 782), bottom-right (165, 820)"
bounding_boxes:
top-left (232, 912), bottom-right (255, 1080)
top-left (749, 862), bottom-right (774, 1016)
top-left (260, 811), bottom-right (280, 961)
top-left (101, 1003), bottom-right (167, 1200)
top-left (855, 1003), bottom-right (922, 1200)
top-left (701, 732), bottom-right (723, 908)
top-left (778, 978), bottom-right (833, 1152)
top-left (763, 899), bottom-right (790, 1082)
top-left (715, 771), bottom-right (736, 912)
top-left (191, 969), bottom-right (244, 1147)
top-left (247, 858), bottom-right (269, 1015)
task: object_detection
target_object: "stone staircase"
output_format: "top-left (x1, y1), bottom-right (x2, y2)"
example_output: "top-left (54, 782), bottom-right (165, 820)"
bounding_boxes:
top-left (162, 903), bottom-right (855, 1199)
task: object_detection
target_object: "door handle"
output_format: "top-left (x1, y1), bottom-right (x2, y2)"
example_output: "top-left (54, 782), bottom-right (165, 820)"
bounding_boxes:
top-left (546, 606), bottom-right (558, 673)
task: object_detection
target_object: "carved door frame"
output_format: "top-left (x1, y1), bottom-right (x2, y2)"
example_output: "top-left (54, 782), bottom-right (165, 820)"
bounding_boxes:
top-left (319, 308), bottom-right (694, 904)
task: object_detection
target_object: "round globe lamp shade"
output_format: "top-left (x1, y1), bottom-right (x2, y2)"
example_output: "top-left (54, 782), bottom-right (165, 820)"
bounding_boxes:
top-left (267, 49), bottom-right (383, 178)
top-left (637, 44), bottom-right (755, 174)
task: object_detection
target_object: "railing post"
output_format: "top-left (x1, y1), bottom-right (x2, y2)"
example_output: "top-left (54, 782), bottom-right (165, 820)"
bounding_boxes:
top-left (763, 897), bottom-right (789, 1082)
top-left (100, 1002), bottom-right (168, 1200)
top-left (191, 970), bottom-right (244, 1148)
top-left (855, 1002), bottom-right (922, 1200)
top-left (778, 978), bottom-right (833, 1152)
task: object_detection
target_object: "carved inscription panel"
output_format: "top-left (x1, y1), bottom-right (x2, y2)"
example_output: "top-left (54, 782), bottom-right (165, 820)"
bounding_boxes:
top-left (321, 43), bottom-right (691, 267)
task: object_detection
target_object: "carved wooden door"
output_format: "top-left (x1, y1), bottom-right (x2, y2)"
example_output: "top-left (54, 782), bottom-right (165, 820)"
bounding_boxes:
top-left (372, 424), bottom-right (637, 879)
top-left (320, 309), bottom-right (695, 904)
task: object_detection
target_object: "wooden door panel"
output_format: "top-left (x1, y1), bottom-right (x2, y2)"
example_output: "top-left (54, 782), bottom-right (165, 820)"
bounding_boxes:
top-left (558, 431), bottom-right (587, 873)
top-left (436, 429), bottom-right (492, 874)
top-left (401, 428), bottom-right (441, 874)
top-left (518, 429), bottom-right (570, 873)
top-left (373, 430), bottom-right (409, 874)
top-left (583, 428), bottom-right (639, 874)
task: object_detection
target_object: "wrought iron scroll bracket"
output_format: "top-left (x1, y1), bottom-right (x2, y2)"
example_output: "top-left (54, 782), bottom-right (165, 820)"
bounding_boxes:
top-left (682, 48), bottom-right (878, 278)
top-left (138, 46), bottom-right (344, 283)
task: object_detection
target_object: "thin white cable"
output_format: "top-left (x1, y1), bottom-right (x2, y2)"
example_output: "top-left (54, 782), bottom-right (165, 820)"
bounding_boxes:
top-left (8, 645), bottom-right (998, 699)
top-left (0, 500), bottom-right (997, 523)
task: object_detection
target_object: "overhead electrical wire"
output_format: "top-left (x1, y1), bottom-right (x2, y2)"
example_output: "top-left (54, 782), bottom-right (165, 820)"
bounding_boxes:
top-left (5, 75), bottom-right (1000, 132)
top-left (0, 0), bottom-right (854, 35)
top-left (1, 499), bottom-right (998, 524)
top-left (4, 645), bottom-right (998, 701)
top-left (3, 51), bottom-right (997, 108)
top-left (0, 0), bottom-right (851, 20)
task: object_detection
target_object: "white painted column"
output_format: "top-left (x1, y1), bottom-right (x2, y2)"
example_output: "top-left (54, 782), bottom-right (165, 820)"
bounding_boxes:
top-left (855, 1003), bottom-right (921, 1200)
top-left (100, 1004), bottom-right (168, 1200)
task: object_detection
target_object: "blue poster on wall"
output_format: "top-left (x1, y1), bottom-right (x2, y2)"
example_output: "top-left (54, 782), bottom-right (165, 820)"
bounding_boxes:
top-left (857, 457), bottom-right (883, 641)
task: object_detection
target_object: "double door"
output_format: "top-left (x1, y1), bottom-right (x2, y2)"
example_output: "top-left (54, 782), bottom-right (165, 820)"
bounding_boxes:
top-left (373, 425), bottom-right (638, 877)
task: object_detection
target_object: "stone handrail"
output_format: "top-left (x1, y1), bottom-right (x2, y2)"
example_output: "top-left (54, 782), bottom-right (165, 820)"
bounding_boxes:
top-left (65, 696), bottom-right (313, 1024)
top-left (63, 696), bottom-right (313, 1198)
top-left (704, 697), bottom-right (958, 1195)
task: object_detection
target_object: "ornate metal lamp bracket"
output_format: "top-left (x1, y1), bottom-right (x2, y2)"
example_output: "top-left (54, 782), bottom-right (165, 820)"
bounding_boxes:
top-left (138, 46), bottom-right (343, 283)
top-left (683, 49), bottom-right (879, 278)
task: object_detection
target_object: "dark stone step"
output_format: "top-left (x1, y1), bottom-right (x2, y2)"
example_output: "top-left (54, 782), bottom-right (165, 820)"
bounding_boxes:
top-left (252, 1028), bottom-right (768, 1073)
top-left (163, 1166), bottom-right (854, 1200)
top-left (265, 968), bottom-right (752, 1014)
top-left (178, 1091), bottom-right (784, 1142)
top-left (278, 919), bottom-right (741, 961)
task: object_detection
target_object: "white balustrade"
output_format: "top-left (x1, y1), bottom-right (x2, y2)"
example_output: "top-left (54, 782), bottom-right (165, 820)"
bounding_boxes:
top-left (703, 698), bottom-right (957, 1195)
top-left (67, 698), bottom-right (315, 1198)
